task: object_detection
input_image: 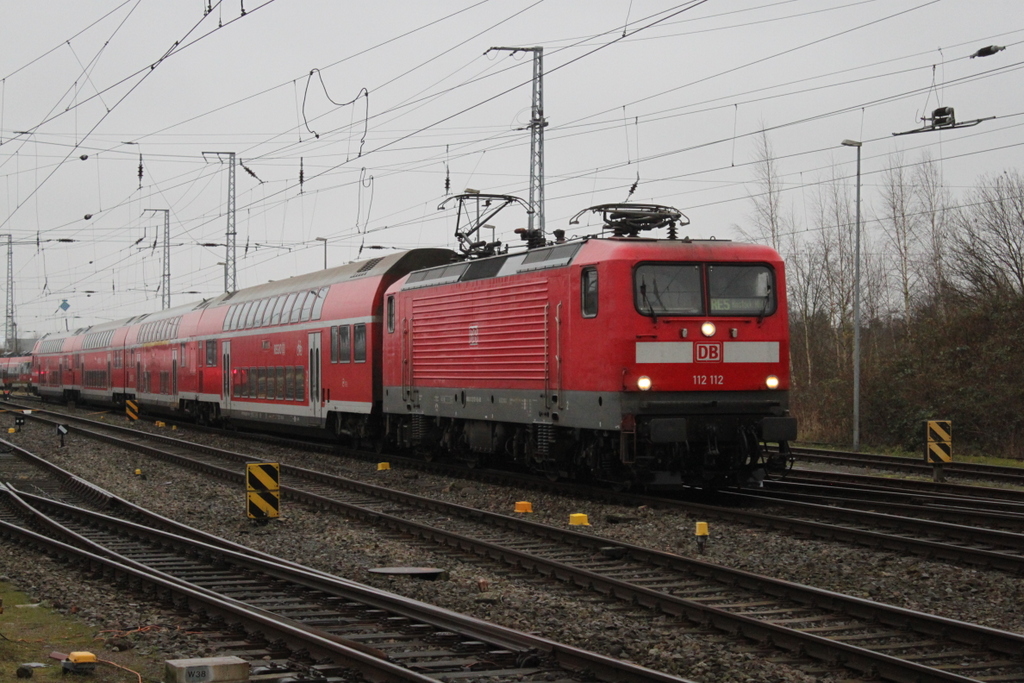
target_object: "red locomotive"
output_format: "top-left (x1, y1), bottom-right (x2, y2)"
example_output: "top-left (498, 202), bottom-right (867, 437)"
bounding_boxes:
top-left (30, 202), bottom-right (795, 487)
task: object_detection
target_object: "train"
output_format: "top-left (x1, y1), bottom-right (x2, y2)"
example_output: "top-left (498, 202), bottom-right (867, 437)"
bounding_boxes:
top-left (26, 202), bottom-right (796, 488)
top-left (0, 355), bottom-right (33, 394)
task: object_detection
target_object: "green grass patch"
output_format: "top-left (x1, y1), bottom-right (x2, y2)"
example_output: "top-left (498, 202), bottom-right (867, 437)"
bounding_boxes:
top-left (0, 582), bottom-right (164, 682)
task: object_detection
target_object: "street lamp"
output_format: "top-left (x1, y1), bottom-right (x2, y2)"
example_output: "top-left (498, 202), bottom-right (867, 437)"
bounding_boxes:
top-left (315, 237), bottom-right (328, 270)
top-left (841, 139), bottom-right (862, 451)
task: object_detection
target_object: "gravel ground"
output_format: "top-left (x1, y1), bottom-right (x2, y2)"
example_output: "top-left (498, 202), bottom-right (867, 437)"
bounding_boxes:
top-left (2, 416), bottom-right (1023, 683)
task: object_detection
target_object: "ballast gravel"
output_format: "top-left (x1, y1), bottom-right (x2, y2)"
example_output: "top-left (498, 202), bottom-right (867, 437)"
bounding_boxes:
top-left (2, 417), bottom-right (1022, 683)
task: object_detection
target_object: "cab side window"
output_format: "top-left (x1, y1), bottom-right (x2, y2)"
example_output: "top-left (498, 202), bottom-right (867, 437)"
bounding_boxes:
top-left (581, 267), bottom-right (598, 318)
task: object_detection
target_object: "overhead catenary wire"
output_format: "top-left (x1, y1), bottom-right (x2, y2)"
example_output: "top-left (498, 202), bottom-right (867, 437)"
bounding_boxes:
top-left (6, 1), bottom-right (1022, 332)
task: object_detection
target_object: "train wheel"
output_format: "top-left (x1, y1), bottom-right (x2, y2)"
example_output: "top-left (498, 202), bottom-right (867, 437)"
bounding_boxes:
top-left (329, 413), bottom-right (345, 440)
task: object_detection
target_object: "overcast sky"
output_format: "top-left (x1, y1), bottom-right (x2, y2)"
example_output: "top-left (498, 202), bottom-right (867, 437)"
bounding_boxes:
top-left (1, 0), bottom-right (1021, 340)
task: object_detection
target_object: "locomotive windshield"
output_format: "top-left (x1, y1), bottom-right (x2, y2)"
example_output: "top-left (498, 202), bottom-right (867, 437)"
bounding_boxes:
top-left (634, 263), bottom-right (775, 317)
top-left (634, 264), bottom-right (703, 316)
top-left (708, 264), bottom-right (775, 316)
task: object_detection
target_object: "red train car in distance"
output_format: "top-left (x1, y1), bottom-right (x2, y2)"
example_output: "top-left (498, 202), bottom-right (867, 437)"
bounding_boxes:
top-left (0, 355), bottom-right (32, 393)
top-left (382, 230), bottom-right (796, 487)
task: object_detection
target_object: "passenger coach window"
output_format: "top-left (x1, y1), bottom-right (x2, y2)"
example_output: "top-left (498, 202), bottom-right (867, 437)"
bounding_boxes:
top-left (269, 296), bottom-right (285, 325)
top-left (634, 264), bottom-right (703, 317)
top-left (254, 299), bottom-right (269, 327)
top-left (282, 292), bottom-right (299, 323)
top-left (206, 341), bottom-right (218, 366)
top-left (708, 265), bottom-right (775, 316)
top-left (338, 326), bottom-right (350, 363)
top-left (299, 291), bottom-right (316, 321)
top-left (581, 268), bottom-right (598, 318)
top-left (386, 296), bottom-right (395, 333)
top-left (353, 324), bottom-right (366, 362)
top-left (311, 287), bottom-right (329, 320)
top-left (290, 292), bottom-right (308, 323)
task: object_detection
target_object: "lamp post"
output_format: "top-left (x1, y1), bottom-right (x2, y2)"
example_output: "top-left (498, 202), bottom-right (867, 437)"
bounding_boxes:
top-left (315, 237), bottom-right (328, 270)
top-left (841, 139), bottom-right (862, 451)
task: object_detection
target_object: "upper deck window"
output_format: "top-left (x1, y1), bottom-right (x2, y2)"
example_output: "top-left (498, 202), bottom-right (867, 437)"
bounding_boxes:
top-left (634, 264), bottom-right (703, 316)
top-left (708, 265), bottom-right (775, 317)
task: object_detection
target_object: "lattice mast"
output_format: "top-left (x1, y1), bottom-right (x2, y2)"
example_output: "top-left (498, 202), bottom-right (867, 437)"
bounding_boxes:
top-left (145, 209), bottom-right (172, 309)
top-left (3, 234), bottom-right (14, 353)
top-left (203, 152), bottom-right (237, 292)
top-left (488, 47), bottom-right (546, 240)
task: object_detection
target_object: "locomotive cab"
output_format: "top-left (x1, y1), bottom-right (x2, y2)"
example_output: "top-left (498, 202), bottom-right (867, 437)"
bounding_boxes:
top-left (614, 254), bottom-right (797, 487)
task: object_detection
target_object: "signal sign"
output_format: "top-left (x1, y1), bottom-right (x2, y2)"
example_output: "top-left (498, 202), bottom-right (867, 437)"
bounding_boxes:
top-left (247, 490), bottom-right (281, 519)
top-left (246, 462), bottom-right (280, 519)
top-left (125, 400), bottom-right (139, 421)
top-left (925, 420), bottom-right (952, 464)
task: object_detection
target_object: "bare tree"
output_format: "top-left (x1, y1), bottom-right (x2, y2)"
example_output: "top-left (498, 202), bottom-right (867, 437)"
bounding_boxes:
top-left (950, 171), bottom-right (1024, 297)
top-left (878, 151), bottom-right (919, 319)
top-left (912, 154), bottom-right (953, 310)
top-left (739, 129), bottom-right (786, 252)
top-left (811, 161), bottom-right (857, 367)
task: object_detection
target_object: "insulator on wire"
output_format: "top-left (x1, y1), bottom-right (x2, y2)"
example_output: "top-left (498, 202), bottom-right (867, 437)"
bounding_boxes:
top-left (444, 144), bottom-right (451, 195)
top-left (138, 154), bottom-right (143, 189)
top-left (299, 158), bottom-right (305, 193)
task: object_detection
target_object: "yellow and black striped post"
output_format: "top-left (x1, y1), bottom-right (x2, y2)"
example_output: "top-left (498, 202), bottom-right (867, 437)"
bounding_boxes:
top-left (925, 420), bottom-right (952, 482)
top-left (246, 462), bottom-right (280, 520)
top-left (125, 400), bottom-right (139, 421)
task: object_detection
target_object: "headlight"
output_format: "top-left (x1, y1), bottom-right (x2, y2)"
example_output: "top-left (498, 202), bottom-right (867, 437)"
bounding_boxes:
top-left (765, 375), bottom-right (779, 389)
top-left (637, 375), bottom-right (652, 391)
top-left (700, 322), bottom-right (716, 337)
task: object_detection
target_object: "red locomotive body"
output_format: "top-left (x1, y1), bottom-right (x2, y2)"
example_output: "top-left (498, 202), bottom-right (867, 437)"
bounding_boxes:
top-left (382, 235), bottom-right (795, 487)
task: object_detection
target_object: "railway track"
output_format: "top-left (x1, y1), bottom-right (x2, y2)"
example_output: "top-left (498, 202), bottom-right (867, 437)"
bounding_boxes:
top-left (789, 446), bottom-right (1024, 486)
top-left (17, 402), bottom-right (1024, 574)
top-left (779, 466), bottom-right (1024, 502)
top-left (747, 478), bottom-right (1024, 529)
top-left (6, 411), bottom-right (1024, 681)
top-left (0, 441), bottom-right (690, 683)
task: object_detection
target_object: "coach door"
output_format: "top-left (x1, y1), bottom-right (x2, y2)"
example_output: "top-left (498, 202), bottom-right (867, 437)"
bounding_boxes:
top-left (221, 341), bottom-right (232, 411)
top-left (308, 332), bottom-right (323, 421)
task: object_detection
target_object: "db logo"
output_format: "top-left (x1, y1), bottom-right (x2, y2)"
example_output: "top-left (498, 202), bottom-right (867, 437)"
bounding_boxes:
top-left (695, 342), bottom-right (722, 362)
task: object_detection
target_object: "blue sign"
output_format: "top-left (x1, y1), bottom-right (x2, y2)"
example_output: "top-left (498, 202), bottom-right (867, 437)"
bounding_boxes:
top-left (59, 300), bottom-right (70, 311)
